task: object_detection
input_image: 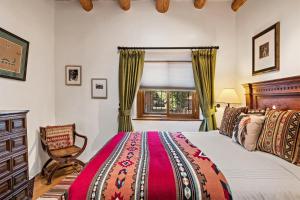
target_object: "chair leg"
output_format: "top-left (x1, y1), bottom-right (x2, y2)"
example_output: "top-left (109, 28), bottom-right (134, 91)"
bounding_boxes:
top-left (41, 158), bottom-right (53, 177)
top-left (47, 164), bottom-right (59, 185)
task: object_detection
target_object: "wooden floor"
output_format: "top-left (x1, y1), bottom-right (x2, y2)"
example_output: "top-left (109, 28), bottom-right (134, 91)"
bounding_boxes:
top-left (32, 167), bottom-right (78, 200)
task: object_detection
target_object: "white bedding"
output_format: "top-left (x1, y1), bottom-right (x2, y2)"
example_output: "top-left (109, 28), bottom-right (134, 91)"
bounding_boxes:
top-left (183, 131), bottom-right (300, 200)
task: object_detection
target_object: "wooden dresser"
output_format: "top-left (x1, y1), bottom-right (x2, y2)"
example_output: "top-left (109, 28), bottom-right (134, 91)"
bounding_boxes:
top-left (0, 111), bottom-right (30, 200)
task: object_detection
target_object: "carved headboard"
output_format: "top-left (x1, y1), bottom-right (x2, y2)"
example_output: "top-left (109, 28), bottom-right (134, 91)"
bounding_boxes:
top-left (243, 76), bottom-right (300, 110)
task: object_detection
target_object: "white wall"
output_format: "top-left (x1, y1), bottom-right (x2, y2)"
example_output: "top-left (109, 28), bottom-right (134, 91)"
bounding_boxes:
top-left (236, 0), bottom-right (300, 101)
top-left (55, 1), bottom-right (237, 161)
top-left (0, 0), bottom-right (55, 178)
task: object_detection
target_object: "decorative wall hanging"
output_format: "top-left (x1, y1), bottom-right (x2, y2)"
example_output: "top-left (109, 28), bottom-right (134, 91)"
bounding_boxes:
top-left (0, 27), bottom-right (29, 81)
top-left (252, 22), bottom-right (280, 75)
top-left (91, 78), bottom-right (107, 99)
top-left (65, 65), bottom-right (82, 86)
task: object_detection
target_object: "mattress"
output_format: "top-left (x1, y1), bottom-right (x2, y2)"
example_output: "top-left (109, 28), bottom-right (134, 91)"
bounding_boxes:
top-left (183, 131), bottom-right (300, 200)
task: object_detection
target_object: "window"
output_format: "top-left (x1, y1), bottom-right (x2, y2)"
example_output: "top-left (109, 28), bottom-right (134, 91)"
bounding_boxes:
top-left (136, 61), bottom-right (199, 120)
top-left (137, 89), bottom-right (199, 120)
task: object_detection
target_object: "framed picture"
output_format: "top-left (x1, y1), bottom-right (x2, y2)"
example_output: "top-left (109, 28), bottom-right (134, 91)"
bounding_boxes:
top-left (91, 78), bottom-right (107, 99)
top-left (65, 65), bottom-right (81, 86)
top-left (0, 27), bottom-right (29, 81)
top-left (252, 22), bottom-right (280, 75)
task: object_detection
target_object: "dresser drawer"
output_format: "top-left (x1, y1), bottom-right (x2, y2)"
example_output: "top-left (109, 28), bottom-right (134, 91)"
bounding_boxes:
top-left (0, 175), bottom-right (12, 199)
top-left (11, 117), bottom-right (26, 133)
top-left (0, 157), bottom-right (12, 179)
top-left (0, 136), bottom-right (11, 158)
top-left (11, 134), bottom-right (27, 152)
top-left (0, 118), bottom-right (10, 136)
top-left (12, 168), bottom-right (28, 190)
top-left (12, 183), bottom-right (29, 200)
top-left (12, 150), bottom-right (28, 171)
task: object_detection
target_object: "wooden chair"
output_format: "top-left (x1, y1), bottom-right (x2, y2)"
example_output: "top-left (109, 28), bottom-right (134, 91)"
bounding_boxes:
top-left (40, 124), bottom-right (87, 184)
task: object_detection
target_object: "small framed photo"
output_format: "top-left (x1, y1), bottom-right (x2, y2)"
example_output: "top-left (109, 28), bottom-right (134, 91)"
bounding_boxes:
top-left (91, 78), bottom-right (107, 99)
top-left (252, 22), bottom-right (280, 75)
top-left (65, 65), bottom-right (81, 86)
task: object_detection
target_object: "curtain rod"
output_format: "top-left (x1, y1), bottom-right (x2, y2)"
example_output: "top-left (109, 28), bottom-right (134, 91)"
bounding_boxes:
top-left (118, 46), bottom-right (219, 50)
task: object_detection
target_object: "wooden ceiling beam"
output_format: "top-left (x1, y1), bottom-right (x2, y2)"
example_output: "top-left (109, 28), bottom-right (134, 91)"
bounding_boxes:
top-left (231, 0), bottom-right (247, 12)
top-left (80, 0), bottom-right (93, 12)
top-left (194, 0), bottom-right (206, 9)
top-left (78, 0), bottom-right (246, 13)
top-left (156, 0), bottom-right (170, 13)
top-left (119, 0), bottom-right (131, 11)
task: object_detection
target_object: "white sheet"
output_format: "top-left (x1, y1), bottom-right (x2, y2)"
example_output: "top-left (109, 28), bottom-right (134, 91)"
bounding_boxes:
top-left (183, 131), bottom-right (300, 200)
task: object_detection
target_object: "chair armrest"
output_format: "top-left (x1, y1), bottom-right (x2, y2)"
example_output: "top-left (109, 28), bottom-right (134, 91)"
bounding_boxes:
top-left (75, 131), bottom-right (87, 140)
top-left (75, 132), bottom-right (88, 146)
top-left (40, 137), bottom-right (50, 152)
top-left (73, 131), bottom-right (88, 159)
top-left (41, 137), bottom-right (48, 146)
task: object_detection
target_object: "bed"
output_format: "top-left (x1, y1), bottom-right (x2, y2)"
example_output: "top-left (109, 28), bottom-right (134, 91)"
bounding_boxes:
top-left (69, 76), bottom-right (300, 200)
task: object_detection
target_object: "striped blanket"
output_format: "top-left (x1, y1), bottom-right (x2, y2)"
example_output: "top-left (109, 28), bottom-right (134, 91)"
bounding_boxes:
top-left (69, 131), bottom-right (232, 200)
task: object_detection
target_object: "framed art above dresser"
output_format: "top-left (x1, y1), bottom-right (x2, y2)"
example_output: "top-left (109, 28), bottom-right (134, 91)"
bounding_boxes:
top-left (0, 27), bottom-right (29, 81)
top-left (0, 110), bottom-right (30, 200)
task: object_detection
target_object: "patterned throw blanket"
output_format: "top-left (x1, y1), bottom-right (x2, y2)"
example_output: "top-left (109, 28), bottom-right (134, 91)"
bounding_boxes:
top-left (69, 131), bottom-right (232, 200)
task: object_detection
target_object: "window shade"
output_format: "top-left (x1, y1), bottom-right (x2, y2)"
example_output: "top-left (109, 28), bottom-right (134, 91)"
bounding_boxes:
top-left (140, 62), bottom-right (195, 90)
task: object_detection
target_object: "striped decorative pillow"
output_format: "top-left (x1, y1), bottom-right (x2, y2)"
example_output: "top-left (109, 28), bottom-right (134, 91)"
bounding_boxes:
top-left (45, 125), bottom-right (74, 150)
top-left (258, 110), bottom-right (300, 165)
top-left (219, 107), bottom-right (248, 137)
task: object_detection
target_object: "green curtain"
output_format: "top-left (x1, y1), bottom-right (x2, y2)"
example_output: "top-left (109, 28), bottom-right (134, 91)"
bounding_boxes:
top-left (118, 50), bottom-right (145, 132)
top-left (192, 49), bottom-right (217, 131)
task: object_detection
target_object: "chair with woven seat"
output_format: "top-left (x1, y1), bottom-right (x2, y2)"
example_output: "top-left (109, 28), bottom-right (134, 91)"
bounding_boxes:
top-left (40, 124), bottom-right (87, 184)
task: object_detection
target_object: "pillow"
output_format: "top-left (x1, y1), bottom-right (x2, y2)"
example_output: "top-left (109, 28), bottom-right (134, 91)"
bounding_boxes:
top-left (45, 124), bottom-right (74, 150)
top-left (219, 106), bottom-right (248, 137)
top-left (257, 110), bottom-right (300, 165)
top-left (232, 114), bottom-right (266, 151)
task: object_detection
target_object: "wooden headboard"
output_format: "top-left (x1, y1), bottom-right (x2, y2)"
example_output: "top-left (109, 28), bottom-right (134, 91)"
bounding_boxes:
top-left (243, 76), bottom-right (300, 110)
